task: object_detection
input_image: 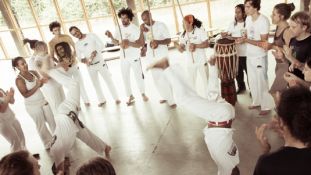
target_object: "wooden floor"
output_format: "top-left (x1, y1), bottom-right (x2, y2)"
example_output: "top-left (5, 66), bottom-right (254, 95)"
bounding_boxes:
top-left (0, 49), bottom-right (283, 175)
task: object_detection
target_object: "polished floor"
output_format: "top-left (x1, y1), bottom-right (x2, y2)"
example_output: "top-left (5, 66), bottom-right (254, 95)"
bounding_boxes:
top-left (0, 49), bottom-right (283, 175)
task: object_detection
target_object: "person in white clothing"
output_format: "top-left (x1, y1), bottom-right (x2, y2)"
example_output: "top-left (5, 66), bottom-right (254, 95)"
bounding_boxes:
top-left (53, 41), bottom-right (91, 107)
top-left (0, 87), bottom-right (26, 152)
top-left (69, 26), bottom-right (121, 106)
top-left (25, 40), bottom-right (65, 115)
top-left (106, 7), bottom-right (148, 105)
top-left (140, 10), bottom-right (176, 108)
top-left (48, 78), bottom-right (111, 174)
top-left (236, 0), bottom-right (274, 115)
top-left (177, 15), bottom-right (209, 97)
top-left (222, 4), bottom-right (248, 94)
top-left (147, 58), bottom-right (240, 175)
top-left (13, 57), bottom-right (56, 150)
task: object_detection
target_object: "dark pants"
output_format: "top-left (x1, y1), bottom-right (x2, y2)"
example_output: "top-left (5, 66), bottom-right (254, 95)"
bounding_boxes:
top-left (236, 56), bottom-right (247, 89)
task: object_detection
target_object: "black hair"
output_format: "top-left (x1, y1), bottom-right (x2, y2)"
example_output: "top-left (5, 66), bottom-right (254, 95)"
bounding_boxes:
top-left (307, 57), bottom-right (311, 69)
top-left (49, 21), bottom-right (61, 32)
top-left (11, 57), bottom-right (24, 71)
top-left (23, 38), bottom-right (39, 50)
top-left (69, 26), bottom-right (79, 33)
top-left (234, 4), bottom-right (246, 27)
top-left (182, 16), bottom-right (202, 37)
top-left (117, 7), bottom-right (134, 21)
top-left (76, 157), bottom-right (116, 175)
top-left (0, 150), bottom-right (34, 175)
top-left (55, 42), bottom-right (72, 59)
top-left (274, 3), bottom-right (295, 20)
top-left (244, 0), bottom-right (261, 10)
top-left (277, 86), bottom-right (311, 146)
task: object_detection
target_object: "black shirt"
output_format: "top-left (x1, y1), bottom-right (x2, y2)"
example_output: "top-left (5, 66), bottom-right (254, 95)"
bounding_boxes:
top-left (289, 35), bottom-right (311, 79)
top-left (253, 147), bottom-right (311, 175)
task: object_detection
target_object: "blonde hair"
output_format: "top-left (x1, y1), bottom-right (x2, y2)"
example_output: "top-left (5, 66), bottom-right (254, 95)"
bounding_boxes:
top-left (290, 11), bottom-right (311, 32)
top-left (34, 41), bottom-right (48, 56)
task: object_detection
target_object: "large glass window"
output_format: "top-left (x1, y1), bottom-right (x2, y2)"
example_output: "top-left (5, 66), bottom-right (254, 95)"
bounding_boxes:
top-left (0, 31), bottom-right (19, 58)
top-left (210, 0), bottom-right (244, 30)
top-left (176, 1), bottom-right (210, 32)
top-left (9, 0), bottom-right (35, 28)
top-left (32, 0), bottom-right (58, 25)
top-left (58, 0), bottom-right (84, 21)
top-left (90, 17), bottom-right (115, 42)
top-left (84, 0), bottom-right (110, 17)
top-left (287, 0), bottom-right (301, 14)
top-left (0, 12), bottom-right (8, 31)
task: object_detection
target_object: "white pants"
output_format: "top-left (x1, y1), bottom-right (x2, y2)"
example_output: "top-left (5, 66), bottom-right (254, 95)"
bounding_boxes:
top-left (0, 114), bottom-right (26, 152)
top-left (150, 68), bottom-right (175, 105)
top-left (87, 60), bottom-right (119, 103)
top-left (187, 63), bottom-right (209, 97)
top-left (48, 65), bottom-right (90, 103)
top-left (203, 127), bottom-right (239, 175)
top-left (207, 65), bottom-right (220, 94)
top-left (120, 58), bottom-right (145, 96)
top-left (163, 65), bottom-right (234, 121)
top-left (247, 56), bottom-right (274, 110)
top-left (49, 80), bottom-right (108, 167)
top-left (25, 103), bottom-right (55, 149)
top-left (163, 65), bottom-right (239, 174)
top-left (41, 79), bottom-right (65, 115)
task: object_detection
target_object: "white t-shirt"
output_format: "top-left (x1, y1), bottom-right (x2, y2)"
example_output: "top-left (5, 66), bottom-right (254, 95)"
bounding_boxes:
top-left (75, 33), bottom-right (105, 63)
top-left (179, 27), bottom-right (208, 65)
top-left (115, 23), bottom-right (141, 59)
top-left (144, 21), bottom-right (170, 59)
top-left (245, 14), bottom-right (270, 58)
top-left (227, 21), bottom-right (247, 57)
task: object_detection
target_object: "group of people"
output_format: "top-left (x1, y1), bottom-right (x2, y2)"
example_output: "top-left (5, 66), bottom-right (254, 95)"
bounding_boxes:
top-left (1, 0), bottom-right (311, 174)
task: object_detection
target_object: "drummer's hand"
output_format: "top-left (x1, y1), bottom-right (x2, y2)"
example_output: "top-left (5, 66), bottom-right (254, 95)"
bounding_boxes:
top-left (258, 41), bottom-right (270, 51)
top-left (220, 32), bottom-right (228, 38)
top-left (284, 72), bottom-right (300, 87)
top-left (178, 44), bottom-right (186, 53)
top-left (189, 43), bottom-right (196, 52)
top-left (208, 55), bottom-right (216, 66)
top-left (140, 24), bottom-right (149, 32)
top-left (235, 37), bottom-right (245, 44)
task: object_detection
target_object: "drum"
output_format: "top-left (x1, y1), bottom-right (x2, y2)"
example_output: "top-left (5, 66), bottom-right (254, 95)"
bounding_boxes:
top-left (215, 38), bottom-right (238, 105)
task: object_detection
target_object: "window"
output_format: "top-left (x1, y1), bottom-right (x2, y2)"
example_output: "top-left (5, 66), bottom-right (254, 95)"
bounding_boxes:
top-left (176, 1), bottom-right (210, 32)
top-left (9, 0), bottom-right (35, 28)
top-left (0, 12), bottom-right (8, 30)
top-left (32, 0), bottom-right (58, 25)
top-left (57, 0), bottom-right (84, 21)
top-left (84, 0), bottom-right (110, 17)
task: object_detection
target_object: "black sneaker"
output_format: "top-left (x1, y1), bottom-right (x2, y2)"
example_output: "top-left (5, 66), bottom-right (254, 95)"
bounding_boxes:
top-left (236, 87), bottom-right (246, 94)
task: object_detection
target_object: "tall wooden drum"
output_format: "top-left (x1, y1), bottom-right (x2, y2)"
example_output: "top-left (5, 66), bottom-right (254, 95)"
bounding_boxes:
top-left (215, 38), bottom-right (238, 105)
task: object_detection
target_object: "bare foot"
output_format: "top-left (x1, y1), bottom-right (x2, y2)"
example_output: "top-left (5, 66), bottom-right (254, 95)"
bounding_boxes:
top-left (104, 145), bottom-right (112, 159)
top-left (170, 104), bottom-right (177, 109)
top-left (259, 110), bottom-right (270, 115)
top-left (159, 100), bottom-right (167, 104)
top-left (115, 100), bottom-right (121, 105)
top-left (126, 95), bottom-right (135, 106)
top-left (85, 102), bottom-right (90, 107)
top-left (142, 94), bottom-right (149, 102)
top-left (248, 105), bottom-right (260, 110)
top-left (98, 101), bottom-right (107, 107)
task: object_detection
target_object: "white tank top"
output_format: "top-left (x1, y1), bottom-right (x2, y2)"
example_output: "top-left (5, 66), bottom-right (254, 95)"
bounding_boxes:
top-left (18, 72), bottom-right (46, 106)
top-left (0, 89), bottom-right (15, 122)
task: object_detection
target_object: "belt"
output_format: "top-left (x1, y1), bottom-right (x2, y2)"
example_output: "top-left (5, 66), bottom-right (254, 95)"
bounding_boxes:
top-left (67, 111), bottom-right (84, 128)
top-left (208, 119), bottom-right (233, 128)
top-left (90, 61), bottom-right (100, 65)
